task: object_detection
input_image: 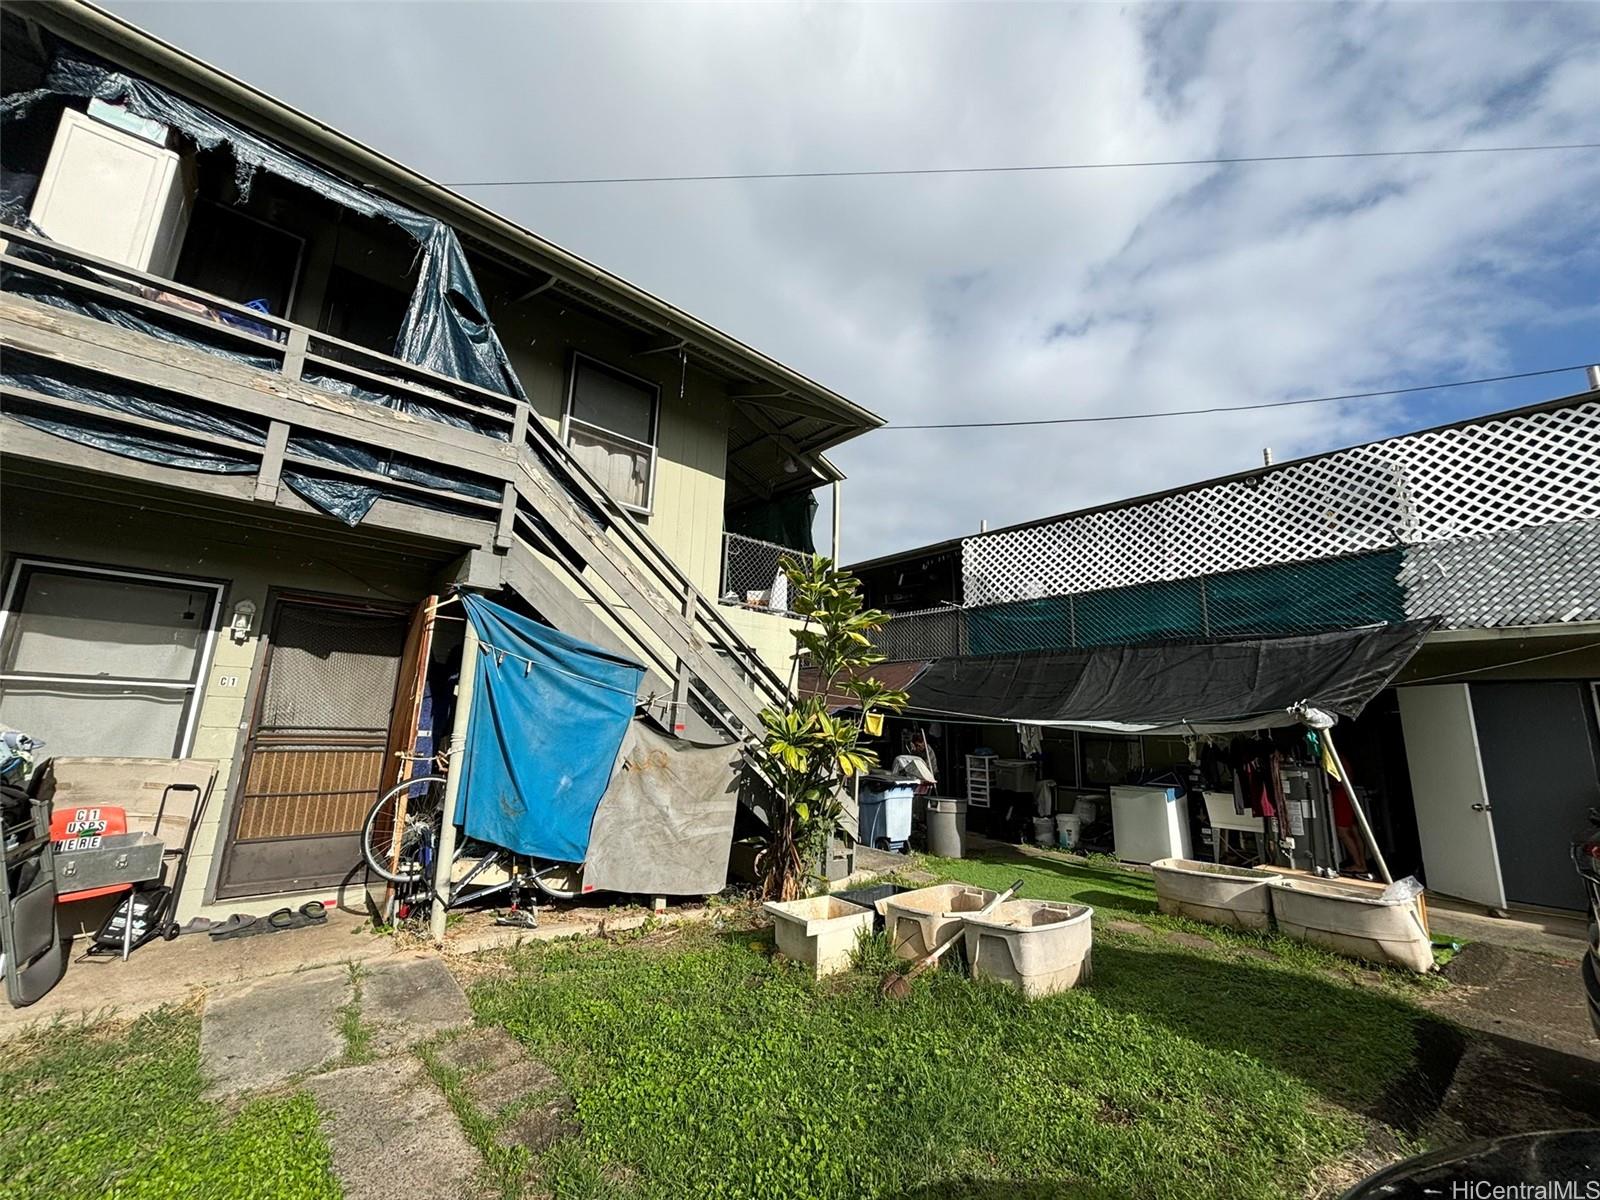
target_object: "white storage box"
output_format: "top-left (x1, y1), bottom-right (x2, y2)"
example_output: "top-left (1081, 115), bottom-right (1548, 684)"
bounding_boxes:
top-left (880, 883), bottom-right (997, 961)
top-left (30, 108), bottom-right (194, 276)
top-left (763, 895), bottom-right (874, 977)
top-left (962, 900), bottom-right (1094, 998)
top-left (1110, 784), bottom-right (1192, 864)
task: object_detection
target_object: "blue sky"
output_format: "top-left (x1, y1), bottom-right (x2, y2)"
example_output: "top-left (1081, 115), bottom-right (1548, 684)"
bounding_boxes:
top-left (106, 1), bottom-right (1600, 561)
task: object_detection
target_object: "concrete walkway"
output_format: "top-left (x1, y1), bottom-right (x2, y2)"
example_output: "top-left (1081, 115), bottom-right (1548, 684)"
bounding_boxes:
top-left (0, 906), bottom-right (397, 1040)
top-left (195, 952), bottom-right (574, 1200)
top-left (1425, 895), bottom-right (1589, 957)
top-left (198, 955), bottom-right (470, 1097)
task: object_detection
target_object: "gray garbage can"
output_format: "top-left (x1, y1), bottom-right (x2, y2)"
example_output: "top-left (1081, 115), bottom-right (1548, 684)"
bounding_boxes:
top-left (926, 797), bottom-right (968, 859)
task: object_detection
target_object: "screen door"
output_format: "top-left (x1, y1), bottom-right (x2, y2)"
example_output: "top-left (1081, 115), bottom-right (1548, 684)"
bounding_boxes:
top-left (217, 595), bottom-right (409, 898)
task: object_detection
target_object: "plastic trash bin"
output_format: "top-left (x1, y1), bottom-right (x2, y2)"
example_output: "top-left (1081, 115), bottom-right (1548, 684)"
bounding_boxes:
top-left (1031, 816), bottom-right (1056, 846)
top-left (881, 883), bottom-right (997, 961)
top-left (763, 895), bottom-right (874, 977)
top-left (859, 775), bottom-right (915, 851)
top-left (925, 797), bottom-right (967, 858)
top-left (962, 900), bottom-right (1094, 998)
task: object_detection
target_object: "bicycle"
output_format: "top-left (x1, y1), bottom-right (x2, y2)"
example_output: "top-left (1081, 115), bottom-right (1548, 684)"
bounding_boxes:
top-left (360, 760), bottom-right (584, 927)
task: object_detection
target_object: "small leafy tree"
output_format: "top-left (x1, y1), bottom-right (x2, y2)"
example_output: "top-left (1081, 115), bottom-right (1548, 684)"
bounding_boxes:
top-left (755, 555), bottom-right (907, 901)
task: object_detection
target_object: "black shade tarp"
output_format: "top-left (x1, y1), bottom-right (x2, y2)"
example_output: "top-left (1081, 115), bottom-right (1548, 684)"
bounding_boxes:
top-left (904, 621), bottom-right (1434, 734)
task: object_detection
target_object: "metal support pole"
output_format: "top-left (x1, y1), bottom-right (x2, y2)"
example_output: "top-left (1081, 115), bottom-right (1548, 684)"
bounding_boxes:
top-left (431, 619), bottom-right (478, 943)
top-left (831, 480), bottom-right (842, 565)
top-left (1324, 729), bottom-right (1392, 885)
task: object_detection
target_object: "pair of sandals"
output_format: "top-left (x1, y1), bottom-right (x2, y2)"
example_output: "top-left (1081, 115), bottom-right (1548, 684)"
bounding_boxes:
top-left (209, 900), bottom-right (328, 940)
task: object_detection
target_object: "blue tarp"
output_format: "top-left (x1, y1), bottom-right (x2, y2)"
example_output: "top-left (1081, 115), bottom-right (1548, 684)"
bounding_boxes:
top-left (454, 595), bottom-right (645, 863)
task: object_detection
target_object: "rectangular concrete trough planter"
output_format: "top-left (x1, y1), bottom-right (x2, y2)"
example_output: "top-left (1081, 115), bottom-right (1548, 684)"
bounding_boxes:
top-left (1149, 857), bottom-right (1282, 931)
top-left (879, 883), bottom-right (998, 961)
top-left (763, 896), bottom-right (875, 977)
top-left (962, 900), bottom-right (1094, 998)
top-left (1267, 877), bottom-right (1435, 973)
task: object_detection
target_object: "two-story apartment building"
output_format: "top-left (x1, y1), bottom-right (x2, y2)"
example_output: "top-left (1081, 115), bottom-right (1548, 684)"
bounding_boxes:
top-left (0, 1), bottom-right (880, 917)
top-left (854, 389), bottom-right (1600, 916)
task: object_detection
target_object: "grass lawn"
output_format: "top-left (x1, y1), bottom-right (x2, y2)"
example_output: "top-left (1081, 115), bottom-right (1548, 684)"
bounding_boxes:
top-left (0, 1006), bottom-right (339, 1200)
top-left (1, 849), bottom-right (1447, 1199)
top-left (472, 849), bottom-right (1447, 1200)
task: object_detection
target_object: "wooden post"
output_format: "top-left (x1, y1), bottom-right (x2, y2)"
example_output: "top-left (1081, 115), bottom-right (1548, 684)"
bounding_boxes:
top-left (494, 481), bottom-right (517, 550)
top-left (281, 327), bottom-right (310, 381)
top-left (254, 420), bottom-right (289, 502)
top-left (431, 619), bottom-right (479, 943)
top-left (667, 582), bottom-right (698, 735)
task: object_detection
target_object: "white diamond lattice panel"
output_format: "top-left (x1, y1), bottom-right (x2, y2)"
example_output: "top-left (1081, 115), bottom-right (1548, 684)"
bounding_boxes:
top-left (963, 401), bottom-right (1600, 605)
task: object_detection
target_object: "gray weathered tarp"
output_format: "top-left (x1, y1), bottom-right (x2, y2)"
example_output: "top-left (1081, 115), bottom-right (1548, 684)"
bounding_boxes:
top-left (583, 721), bottom-right (742, 896)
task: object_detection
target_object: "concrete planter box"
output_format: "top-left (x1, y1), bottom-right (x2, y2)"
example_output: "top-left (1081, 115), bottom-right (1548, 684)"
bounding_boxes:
top-left (1150, 858), bottom-right (1282, 931)
top-left (1267, 878), bottom-right (1434, 973)
top-left (763, 896), bottom-right (874, 977)
top-left (962, 901), bottom-right (1094, 998)
top-left (880, 883), bottom-right (998, 961)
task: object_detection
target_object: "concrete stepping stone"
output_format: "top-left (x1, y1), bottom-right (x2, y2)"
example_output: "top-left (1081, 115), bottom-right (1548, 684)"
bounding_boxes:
top-left (362, 956), bottom-right (471, 1053)
top-left (200, 964), bottom-right (347, 1098)
top-left (437, 1025), bottom-right (577, 1148)
top-left (308, 1057), bottom-right (489, 1200)
top-left (1102, 919), bottom-right (1147, 936)
top-left (1164, 931), bottom-right (1216, 951)
top-left (499, 1094), bottom-right (580, 1153)
top-left (469, 1057), bottom-right (563, 1112)
top-left (435, 1025), bottom-right (525, 1075)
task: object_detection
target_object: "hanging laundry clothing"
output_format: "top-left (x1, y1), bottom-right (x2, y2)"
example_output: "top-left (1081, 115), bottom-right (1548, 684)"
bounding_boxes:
top-left (1229, 737), bottom-right (1283, 819)
top-left (1016, 723), bottom-right (1044, 756)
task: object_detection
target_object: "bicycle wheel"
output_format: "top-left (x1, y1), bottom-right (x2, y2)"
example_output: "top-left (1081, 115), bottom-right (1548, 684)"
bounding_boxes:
top-left (530, 859), bottom-right (585, 900)
top-left (362, 774), bottom-right (448, 883)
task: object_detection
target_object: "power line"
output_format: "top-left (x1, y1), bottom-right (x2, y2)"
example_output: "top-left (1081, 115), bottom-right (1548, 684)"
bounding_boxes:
top-left (448, 141), bottom-right (1600, 188)
top-left (882, 365), bottom-right (1595, 431)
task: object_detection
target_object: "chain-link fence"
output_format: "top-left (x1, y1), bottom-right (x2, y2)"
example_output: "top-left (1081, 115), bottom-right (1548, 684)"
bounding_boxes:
top-left (871, 548), bottom-right (1410, 659)
top-left (872, 520), bottom-right (1600, 661)
top-left (719, 532), bottom-right (815, 615)
top-left (869, 605), bottom-right (966, 660)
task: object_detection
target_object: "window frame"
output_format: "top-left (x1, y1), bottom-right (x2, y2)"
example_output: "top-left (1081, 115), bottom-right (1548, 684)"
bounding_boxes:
top-left (561, 351), bottom-right (661, 515)
top-left (0, 556), bottom-right (227, 758)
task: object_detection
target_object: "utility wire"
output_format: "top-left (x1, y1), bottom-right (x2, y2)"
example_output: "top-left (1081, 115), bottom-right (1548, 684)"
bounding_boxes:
top-left (1399, 640), bottom-right (1600, 686)
top-left (883, 365), bottom-right (1595, 431)
top-left (448, 141), bottom-right (1600, 188)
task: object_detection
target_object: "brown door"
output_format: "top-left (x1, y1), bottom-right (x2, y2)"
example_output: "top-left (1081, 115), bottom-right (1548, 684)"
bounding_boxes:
top-left (217, 595), bottom-right (411, 898)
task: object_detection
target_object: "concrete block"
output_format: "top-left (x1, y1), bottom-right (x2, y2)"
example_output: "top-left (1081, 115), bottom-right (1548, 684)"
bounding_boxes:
top-left (200, 964), bottom-right (347, 1097)
top-left (361, 956), bottom-right (471, 1053)
top-left (308, 1057), bottom-right (489, 1200)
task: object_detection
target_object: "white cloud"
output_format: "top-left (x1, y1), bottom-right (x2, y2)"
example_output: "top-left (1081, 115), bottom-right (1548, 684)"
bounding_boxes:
top-left (106, 1), bottom-right (1600, 562)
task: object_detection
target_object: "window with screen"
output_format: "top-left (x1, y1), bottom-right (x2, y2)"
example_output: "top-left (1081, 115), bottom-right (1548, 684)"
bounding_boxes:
top-left (0, 560), bottom-right (222, 759)
top-left (564, 356), bottom-right (659, 512)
